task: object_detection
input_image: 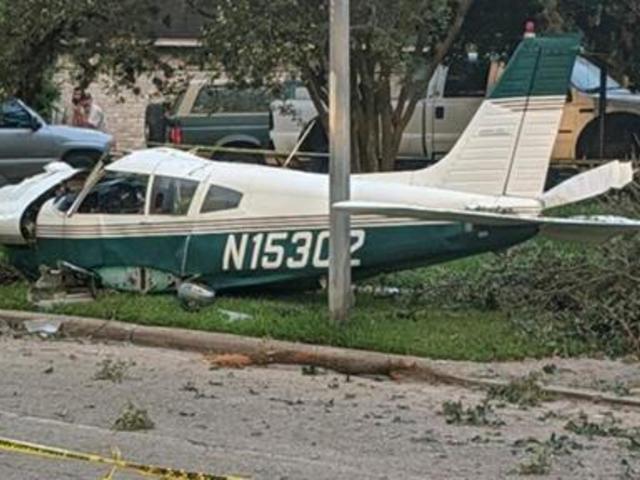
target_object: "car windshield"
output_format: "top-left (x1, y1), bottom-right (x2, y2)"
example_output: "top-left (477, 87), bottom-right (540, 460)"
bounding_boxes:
top-left (571, 56), bottom-right (625, 93)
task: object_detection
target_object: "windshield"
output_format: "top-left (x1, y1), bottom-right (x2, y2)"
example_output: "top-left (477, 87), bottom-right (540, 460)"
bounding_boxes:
top-left (571, 56), bottom-right (625, 93)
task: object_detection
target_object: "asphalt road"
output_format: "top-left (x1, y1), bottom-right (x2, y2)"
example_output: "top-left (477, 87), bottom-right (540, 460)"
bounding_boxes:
top-left (1, 334), bottom-right (639, 479)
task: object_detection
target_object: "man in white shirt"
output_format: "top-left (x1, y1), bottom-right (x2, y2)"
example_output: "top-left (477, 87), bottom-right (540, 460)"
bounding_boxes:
top-left (80, 93), bottom-right (106, 131)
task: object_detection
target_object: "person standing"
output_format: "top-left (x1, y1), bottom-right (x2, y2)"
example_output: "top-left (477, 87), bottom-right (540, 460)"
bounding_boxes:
top-left (61, 87), bottom-right (88, 127)
top-left (81, 93), bottom-right (106, 131)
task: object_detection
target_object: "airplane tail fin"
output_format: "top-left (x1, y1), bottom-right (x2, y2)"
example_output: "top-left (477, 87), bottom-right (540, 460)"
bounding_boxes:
top-left (399, 35), bottom-right (581, 198)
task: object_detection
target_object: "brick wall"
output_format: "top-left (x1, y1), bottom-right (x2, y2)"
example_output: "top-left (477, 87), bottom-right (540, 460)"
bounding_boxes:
top-left (56, 72), bottom-right (164, 151)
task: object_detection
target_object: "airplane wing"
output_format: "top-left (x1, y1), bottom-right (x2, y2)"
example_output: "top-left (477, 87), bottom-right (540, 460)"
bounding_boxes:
top-left (334, 201), bottom-right (640, 244)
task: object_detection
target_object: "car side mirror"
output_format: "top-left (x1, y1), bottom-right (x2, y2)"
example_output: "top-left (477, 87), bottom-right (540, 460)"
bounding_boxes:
top-left (29, 115), bottom-right (42, 131)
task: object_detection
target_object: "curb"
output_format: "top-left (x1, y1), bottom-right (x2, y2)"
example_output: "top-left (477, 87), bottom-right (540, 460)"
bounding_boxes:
top-left (2, 308), bottom-right (640, 408)
top-left (0, 309), bottom-right (461, 380)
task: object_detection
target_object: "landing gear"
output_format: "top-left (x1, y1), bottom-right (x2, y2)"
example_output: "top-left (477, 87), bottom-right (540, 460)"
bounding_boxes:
top-left (177, 282), bottom-right (216, 311)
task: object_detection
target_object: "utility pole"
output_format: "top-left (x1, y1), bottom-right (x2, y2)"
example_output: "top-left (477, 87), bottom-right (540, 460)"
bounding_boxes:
top-left (328, 0), bottom-right (351, 323)
top-left (598, 61), bottom-right (608, 160)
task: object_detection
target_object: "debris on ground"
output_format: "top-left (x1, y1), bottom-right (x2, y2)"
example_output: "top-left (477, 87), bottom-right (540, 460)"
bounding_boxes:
top-left (177, 282), bottom-right (216, 311)
top-left (27, 264), bottom-right (96, 309)
top-left (207, 353), bottom-right (253, 369)
top-left (112, 401), bottom-right (155, 431)
top-left (0, 264), bottom-right (20, 285)
top-left (513, 433), bottom-right (584, 476)
top-left (565, 411), bottom-right (640, 449)
top-left (23, 319), bottom-right (62, 338)
top-left (93, 358), bottom-right (135, 383)
top-left (441, 400), bottom-right (504, 427)
top-left (219, 309), bottom-right (253, 323)
top-left (487, 372), bottom-right (551, 407)
top-left (3, 337), bottom-right (640, 479)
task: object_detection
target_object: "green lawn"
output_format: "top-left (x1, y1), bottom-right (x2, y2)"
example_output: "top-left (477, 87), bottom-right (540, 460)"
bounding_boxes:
top-left (0, 274), bottom-right (557, 362)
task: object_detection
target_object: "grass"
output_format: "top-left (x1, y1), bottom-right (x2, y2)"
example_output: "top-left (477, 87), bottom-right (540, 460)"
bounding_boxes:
top-left (0, 273), bottom-right (555, 362)
top-left (1, 197), bottom-right (611, 363)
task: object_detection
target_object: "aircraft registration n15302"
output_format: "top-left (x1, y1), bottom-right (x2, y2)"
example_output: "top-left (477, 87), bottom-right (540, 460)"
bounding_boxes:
top-left (2, 34), bottom-right (640, 299)
top-left (222, 230), bottom-right (366, 271)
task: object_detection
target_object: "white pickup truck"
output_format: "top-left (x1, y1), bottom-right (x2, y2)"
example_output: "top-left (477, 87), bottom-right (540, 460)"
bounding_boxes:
top-left (270, 56), bottom-right (640, 170)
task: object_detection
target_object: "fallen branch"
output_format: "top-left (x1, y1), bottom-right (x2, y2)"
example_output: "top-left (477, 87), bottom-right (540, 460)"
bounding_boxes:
top-left (2, 309), bottom-right (640, 409)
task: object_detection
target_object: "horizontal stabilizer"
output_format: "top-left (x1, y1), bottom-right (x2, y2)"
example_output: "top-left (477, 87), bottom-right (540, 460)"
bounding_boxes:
top-left (334, 201), bottom-right (640, 243)
top-left (541, 161), bottom-right (634, 209)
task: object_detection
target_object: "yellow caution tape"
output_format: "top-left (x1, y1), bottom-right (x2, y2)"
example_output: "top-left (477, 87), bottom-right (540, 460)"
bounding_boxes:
top-left (0, 436), bottom-right (247, 480)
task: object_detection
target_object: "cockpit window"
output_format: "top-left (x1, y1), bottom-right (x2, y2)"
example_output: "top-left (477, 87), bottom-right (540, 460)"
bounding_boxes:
top-left (78, 172), bottom-right (148, 214)
top-left (201, 185), bottom-right (243, 213)
top-left (150, 175), bottom-right (199, 215)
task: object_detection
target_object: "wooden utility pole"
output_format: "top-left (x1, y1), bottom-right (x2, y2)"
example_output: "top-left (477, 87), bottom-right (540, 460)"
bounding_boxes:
top-left (328, 0), bottom-right (352, 323)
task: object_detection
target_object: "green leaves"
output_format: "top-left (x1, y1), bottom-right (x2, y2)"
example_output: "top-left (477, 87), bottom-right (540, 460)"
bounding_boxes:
top-left (193, 0), bottom-right (473, 172)
top-left (0, 0), bottom-right (161, 112)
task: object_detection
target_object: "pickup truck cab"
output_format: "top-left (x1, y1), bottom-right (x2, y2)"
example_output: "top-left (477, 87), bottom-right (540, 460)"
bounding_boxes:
top-left (271, 55), bottom-right (640, 168)
top-left (145, 78), bottom-right (282, 164)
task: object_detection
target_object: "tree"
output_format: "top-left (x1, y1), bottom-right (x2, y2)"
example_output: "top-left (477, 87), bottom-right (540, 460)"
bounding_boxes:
top-left (190, 0), bottom-right (475, 172)
top-left (543, 0), bottom-right (640, 87)
top-left (0, 0), bottom-right (166, 114)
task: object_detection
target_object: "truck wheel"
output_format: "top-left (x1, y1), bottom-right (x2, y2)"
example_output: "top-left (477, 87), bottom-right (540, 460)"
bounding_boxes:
top-left (212, 144), bottom-right (266, 165)
top-left (0, 175), bottom-right (8, 187)
top-left (145, 103), bottom-right (167, 146)
top-left (576, 114), bottom-right (640, 160)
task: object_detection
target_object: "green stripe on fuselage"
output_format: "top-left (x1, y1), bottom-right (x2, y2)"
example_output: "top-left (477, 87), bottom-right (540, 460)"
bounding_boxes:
top-left (7, 223), bottom-right (538, 292)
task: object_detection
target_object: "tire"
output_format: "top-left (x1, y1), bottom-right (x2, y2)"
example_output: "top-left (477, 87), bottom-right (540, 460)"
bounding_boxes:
top-left (63, 151), bottom-right (102, 170)
top-left (145, 103), bottom-right (167, 146)
top-left (0, 174), bottom-right (8, 188)
top-left (211, 144), bottom-right (266, 165)
top-left (576, 114), bottom-right (640, 160)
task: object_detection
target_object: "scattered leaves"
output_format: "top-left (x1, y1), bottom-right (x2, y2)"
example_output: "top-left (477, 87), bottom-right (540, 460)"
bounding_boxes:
top-left (487, 373), bottom-right (551, 407)
top-left (93, 359), bottom-right (134, 383)
top-left (112, 402), bottom-right (154, 431)
top-left (441, 400), bottom-right (504, 427)
top-left (565, 411), bottom-right (640, 450)
top-left (517, 443), bottom-right (552, 475)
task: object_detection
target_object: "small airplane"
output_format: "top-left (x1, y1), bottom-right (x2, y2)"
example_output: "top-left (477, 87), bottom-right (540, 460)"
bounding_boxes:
top-left (1, 34), bottom-right (639, 299)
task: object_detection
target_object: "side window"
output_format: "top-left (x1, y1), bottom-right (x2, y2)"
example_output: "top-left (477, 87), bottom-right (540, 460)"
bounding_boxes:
top-left (0, 101), bottom-right (32, 128)
top-left (192, 87), bottom-right (219, 114)
top-left (444, 60), bottom-right (490, 98)
top-left (192, 86), bottom-right (272, 114)
top-left (150, 175), bottom-right (199, 215)
top-left (201, 185), bottom-right (243, 213)
top-left (78, 172), bottom-right (149, 214)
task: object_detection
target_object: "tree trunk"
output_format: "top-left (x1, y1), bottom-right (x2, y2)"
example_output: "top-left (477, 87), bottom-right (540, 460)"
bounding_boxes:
top-left (360, 0), bottom-right (475, 173)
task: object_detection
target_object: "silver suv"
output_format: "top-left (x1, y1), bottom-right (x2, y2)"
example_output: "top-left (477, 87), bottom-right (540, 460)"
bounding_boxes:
top-left (0, 99), bottom-right (114, 186)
